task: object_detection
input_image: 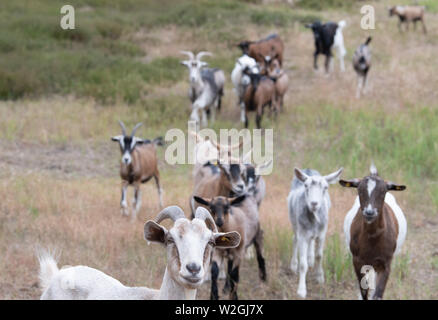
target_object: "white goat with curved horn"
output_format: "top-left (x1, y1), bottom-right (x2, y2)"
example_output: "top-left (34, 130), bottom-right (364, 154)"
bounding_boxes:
top-left (180, 50), bottom-right (225, 128)
top-left (38, 206), bottom-right (241, 300)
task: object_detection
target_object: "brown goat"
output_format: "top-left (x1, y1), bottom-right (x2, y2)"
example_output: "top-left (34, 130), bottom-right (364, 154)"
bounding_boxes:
top-left (340, 164), bottom-right (407, 300)
top-left (238, 34), bottom-right (284, 68)
top-left (242, 69), bottom-right (276, 129)
top-left (263, 57), bottom-right (289, 113)
top-left (194, 194), bottom-right (266, 300)
top-left (389, 5), bottom-right (427, 34)
top-left (111, 121), bottom-right (163, 220)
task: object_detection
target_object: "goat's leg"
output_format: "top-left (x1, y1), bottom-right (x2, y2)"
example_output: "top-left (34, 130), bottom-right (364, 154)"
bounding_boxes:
top-left (154, 174), bottom-right (163, 208)
top-left (201, 109), bottom-right (208, 128)
top-left (131, 183), bottom-right (141, 221)
top-left (353, 259), bottom-right (369, 300)
top-left (339, 52), bottom-right (345, 72)
top-left (398, 19), bottom-right (402, 32)
top-left (120, 181), bottom-right (129, 216)
top-left (372, 266), bottom-right (390, 300)
top-left (313, 51), bottom-right (318, 70)
top-left (324, 55), bottom-right (331, 74)
top-left (307, 238), bottom-right (315, 268)
top-left (253, 227), bottom-right (267, 281)
top-left (290, 232), bottom-right (298, 274)
top-left (210, 260), bottom-right (220, 300)
top-left (363, 73), bottom-right (369, 95)
top-left (356, 75), bottom-right (363, 99)
top-left (314, 234), bottom-right (325, 284)
top-left (256, 104), bottom-right (263, 129)
top-left (240, 102), bottom-right (246, 123)
top-left (421, 19), bottom-right (427, 34)
top-left (297, 237), bottom-right (309, 298)
top-left (227, 256), bottom-right (241, 300)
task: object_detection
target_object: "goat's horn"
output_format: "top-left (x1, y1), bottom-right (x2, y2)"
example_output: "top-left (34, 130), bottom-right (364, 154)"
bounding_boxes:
top-left (131, 122), bottom-right (143, 137)
top-left (118, 120), bottom-right (127, 136)
top-left (155, 206), bottom-right (186, 224)
top-left (194, 207), bottom-right (218, 233)
top-left (180, 50), bottom-right (195, 60)
top-left (196, 51), bottom-right (213, 61)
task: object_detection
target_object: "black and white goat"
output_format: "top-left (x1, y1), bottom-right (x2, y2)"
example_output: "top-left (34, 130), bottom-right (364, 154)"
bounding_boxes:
top-left (181, 51), bottom-right (225, 128)
top-left (305, 20), bottom-right (346, 73)
top-left (352, 37), bottom-right (372, 99)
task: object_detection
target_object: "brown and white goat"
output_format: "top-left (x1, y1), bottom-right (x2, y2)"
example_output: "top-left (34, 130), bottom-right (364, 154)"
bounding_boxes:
top-left (389, 6), bottom-right (427, 34)
top-left (194, 194), bottom-right (266, 300)
top-left (340, 164), bottom-right (407, 300)
top-left (238, 34), bottom-right (284, 68)
top-left (242, 67), bottom-right (277, 129)
top-left (111, 121), bottom-right (163, 220)
top-left (262, 56), bottom-right (289, 113)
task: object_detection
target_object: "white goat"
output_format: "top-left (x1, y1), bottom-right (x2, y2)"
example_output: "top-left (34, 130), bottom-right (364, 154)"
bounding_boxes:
top-left (181, 51), bottom-right (225, 128)
top-left (231, 54), bottom-right (260, 123)
top-left (287, 167), bottom-right (343, 298)
top-left (38, 206), bottom-right (241, 300)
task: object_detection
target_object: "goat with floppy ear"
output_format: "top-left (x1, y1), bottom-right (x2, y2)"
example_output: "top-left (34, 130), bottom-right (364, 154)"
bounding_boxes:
top-left (340, 163), bottom-right (407, 300)
top-left (111, 121), bottom-right (164, 220)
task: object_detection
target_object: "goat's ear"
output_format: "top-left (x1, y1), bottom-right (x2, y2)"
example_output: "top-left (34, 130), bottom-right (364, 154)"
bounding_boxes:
top-left (111, 135), bottom-right (123, 142)
top-left (339, 179), bottom-right (361, 188)
top-left (324, 167), bottom-right (344, 184)
top-left (144, 221), bottom-right (167, 245)
top-left (193, 196), bottom-right (210, 206)
top-left (230, 194), bottom-right (246, 206)
top-left (180, 61), bottom-right (189, 67)
top-left (294, 168), bottom-right (309, 183)
top-left (213, 231), bottom-right (241, 249)
top-left (386, 182), bottom-right (406, 191)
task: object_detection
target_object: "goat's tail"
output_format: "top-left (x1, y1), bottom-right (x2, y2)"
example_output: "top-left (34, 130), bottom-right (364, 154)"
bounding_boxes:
top-left (365, 36), bottom-right (372, 46)
top-left (153, 137), bottom-right (164, 147)
top-left (338, 20), bottom-right (346, 30)
top-left (37, 249), bottom-right (60, 294)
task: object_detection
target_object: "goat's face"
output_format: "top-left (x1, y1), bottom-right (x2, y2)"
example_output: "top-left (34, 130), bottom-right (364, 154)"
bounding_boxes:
top-left (242, 164), bottom-right (260, 194)
top-left (181, 60), bottom-right (206, 84)
top-left (193, 195), bottom-right (246, 229)
top-left (219, 163), bottom-right (246, 195)
top-left (237, 41), bottom-right (251, 55)
top-left (144, 208), bottom-right (241, 289)
top-left (388, 6), bottom-right (396, 16)
top-left (295, 167), bottom-right (343, 213)
top-left (340, 165), bottom-right (406, 224)
top-left (266, 58), bottom-right (281, 77)
top-left (111, 135), bottom-right (144, 165)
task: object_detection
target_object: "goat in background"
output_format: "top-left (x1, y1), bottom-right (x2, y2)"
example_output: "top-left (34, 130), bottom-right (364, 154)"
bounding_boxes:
top-left (352, 37), bottom-right (372, 99)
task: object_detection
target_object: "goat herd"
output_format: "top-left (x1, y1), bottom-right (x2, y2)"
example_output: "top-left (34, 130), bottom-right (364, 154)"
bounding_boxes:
top-left (36, 5), bottom-right (427, 300)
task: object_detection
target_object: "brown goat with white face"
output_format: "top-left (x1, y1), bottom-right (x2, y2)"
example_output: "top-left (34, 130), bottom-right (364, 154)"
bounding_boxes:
top-left (111, 121), bottom-right (163, 220)
top-left (340, 164), bottom-right (407, 300)
top-left (194, 194), bottom-right (266, 300)
top-left (389, 6), bottom-right (427, 34)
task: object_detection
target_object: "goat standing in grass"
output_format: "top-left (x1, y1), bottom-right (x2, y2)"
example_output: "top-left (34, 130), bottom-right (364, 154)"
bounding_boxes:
top-left (287, 167), bottom-right (343, 298)
top-left (111, 121), bottom-right (163, 220)
top-left (389, 6), bottom-right (427, 34)
top-left (38, 206), bottom-right (241, 300)
top-left (305, 20), bottom-right (346, 73)
top-left (340, 164), bottom-right (407, 300)
top-left (262, 55), bottom-right (289, 113)
top-left (231, 54), bottom-right (260, 123)
top-left (353, 37), bottom-right (372, 99)
top-left (180, 51), bottom-right (225, 128)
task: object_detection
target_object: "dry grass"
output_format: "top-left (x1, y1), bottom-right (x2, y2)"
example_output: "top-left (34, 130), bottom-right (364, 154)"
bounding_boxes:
top-left (1, 1), bottom-right (438, 300)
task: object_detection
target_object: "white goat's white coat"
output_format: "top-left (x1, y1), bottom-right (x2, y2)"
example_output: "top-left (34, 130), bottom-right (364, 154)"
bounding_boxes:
top-left (231, 54), bottom-right (259, 123)
top-left (287, 168), bottom-right (343, 298)
top-left (343, 193), bottom-right (407, 255)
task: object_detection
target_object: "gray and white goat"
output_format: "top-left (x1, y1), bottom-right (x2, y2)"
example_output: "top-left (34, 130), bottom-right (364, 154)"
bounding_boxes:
top-left (181, 51), bottom-right (225, 128)
top-left (352, 37), bottom-right (372, 99)
top-left (287, 167), bottom-right (343, 298)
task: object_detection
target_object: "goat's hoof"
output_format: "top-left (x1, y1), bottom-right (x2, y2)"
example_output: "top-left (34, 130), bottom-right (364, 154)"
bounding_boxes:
top-left (290, 262), bottom-right (298, 274)
top-left (315, 273), bottom-right (324, 284)
top-left (297, 287), bottom-right (307, 298)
